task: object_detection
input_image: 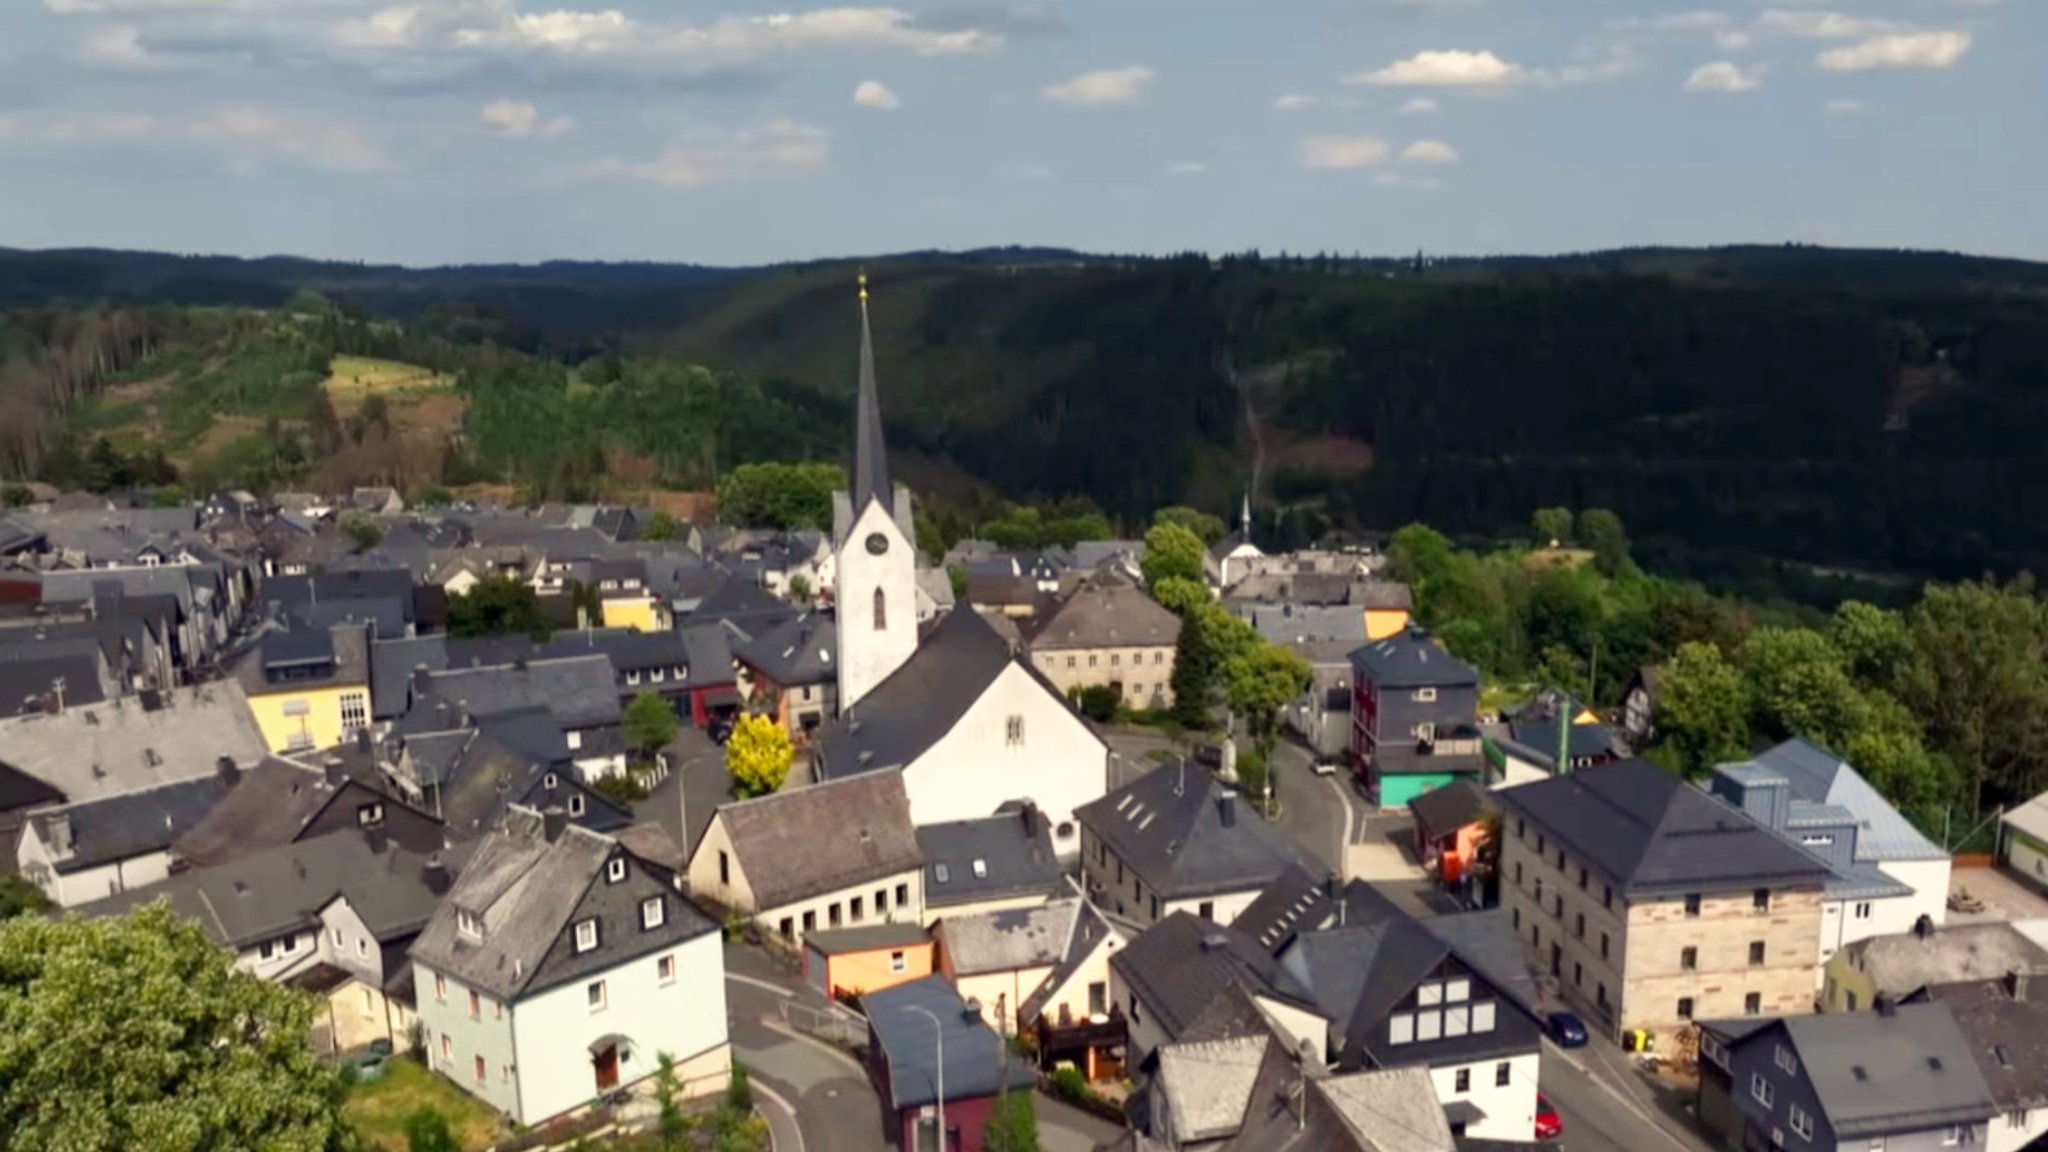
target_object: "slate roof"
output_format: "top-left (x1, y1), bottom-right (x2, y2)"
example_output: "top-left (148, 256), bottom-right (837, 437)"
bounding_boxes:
top-left (1018, 897), bottom-right (1126, 1024)
top-left (1029, 584), bottom-right (1180, 651)
top-left (370, 634), bottom-right (448, 719)
top-left (171, 757), bottom-right (438, 869)
top-left (78, 826), bottom-right (471, 952)
top-left (862, 976), bottom-right (1038, 1109)
top-left (1737, 738), bottom-right (1949, 863)
top-left (0, 651), bottom-right (106, 716)
top-left (1408, 779), bottom-right (1489, 841)
top-left (1348, 629), bottom-right (1479, 691)
top-left (29, 773), bottom-right (228, 873)
top-left (687, 575), bottom-right (794, 635)
top-left (1842, 923), bottom-right (2048, 998)
top-left (1773, 1005), bottom-right (1998, 1137)
top-left (1075, 763), bottom-right (1311, 901)
top-left (423, 714), bottom-right (634, 841)
top-left (1156, 1035), bottom-right (1270, 1143)
top-left (0, 682), bottom-right (267, 803)
top-left (732, 612), bottom-right (836, 686)
top-left (410, 808), bottom-right (718, 1001)
top-left (1920, 985), bottom-right (2048, 1111)
top-left (1247, 605), bottom-right (1366, 645)
top-left (802, 922), bottom-right (932, 956)
top-left (917, 808), bottom-right (1061, 910)
top-left (939, 897), bottom-right (1085, 976)
top-left (238, 622), bottom-right (370, 696)
top-left (265, 568), bottom-right (418, 623)
top-left (1493, 758), bottom-right (1832, 897)
top-left (539, 629), bottom-right (688, 677)
top-left (1320, 1066), bottom-right (1454, 1152)
top-left (1110, 912), bottom-right (1322, 1044)
top-left (712, 772), bottom-right (920, 910)
top-left (0, 757), bottom-right (64, 812)
top-left (423, 655), bottom-right (621, 729)
top-left (818, 607), bottom-right (1103, 778)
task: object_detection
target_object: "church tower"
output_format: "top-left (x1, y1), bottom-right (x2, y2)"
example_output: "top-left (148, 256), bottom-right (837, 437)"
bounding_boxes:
top-left (834, 274), bottom-right (918, 711)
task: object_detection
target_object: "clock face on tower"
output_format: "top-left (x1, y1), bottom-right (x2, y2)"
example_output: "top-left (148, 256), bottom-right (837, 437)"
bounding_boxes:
top-left (865, 532), bottom-right (890, 556)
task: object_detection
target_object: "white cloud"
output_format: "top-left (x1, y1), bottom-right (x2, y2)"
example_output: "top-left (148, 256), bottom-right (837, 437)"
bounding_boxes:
top-left (1825, 97), bottom-right (1869, 116)
top-left (1349, 49), bottom-right (1525, 87)
top-left (1754, 10), bottom-right (1902, 40)
top-left (1272, 93), bottom-right (1317, 111)
top-left (1041, 66), bottom-right (1154, 105)
top-left (604, 119), bottom-right (827, 188)
top-left (0, 111), bottom-right (158, 143)
top-left (479, 98), bottom-right (571, 137)
top-left (189, 106), bottom-right (386, 172)
top-left (1817, 30), bottom-right (1970, 71)
top-left (1301, 135), bottom-right (1390, 169)
top-left (1372, 172), bottom-right (1442, 190)
top-left (1683, 60), bottom-right (1763, 92)
top-left (78, 22), bottom-right (150, 64)
top-left (1399, 139), bottom-right (1459, 164)
top-left (332, 5), bottom-right (427, 50)
top-left (1399, 97), bottom-right (1439, 115)
top-left (854, 80), bottom-right (900, 109)
top-left (47, 0), bottom-right (327, 11)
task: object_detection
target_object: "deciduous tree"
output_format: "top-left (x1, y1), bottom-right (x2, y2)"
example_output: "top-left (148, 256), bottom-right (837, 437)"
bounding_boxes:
top-left (1154, 506), bottom-right (1227, 547)
top-left (726, 714), bottom-right (794, 799)
top-left (1902, 580), bottom-right (2048, 814)
top-left (447, 573), bottom-right (547, 639)
top-left (1654, 642), bottom-right (1750, 777)
top-left (1531, 507), bottom-right (1573, 546)
top-left (1141, 523), bottom-right (1207, 587)
top-left (625, 691), bottom-right (679, 762)
top-left (642, 510), bottom-right (679, 541)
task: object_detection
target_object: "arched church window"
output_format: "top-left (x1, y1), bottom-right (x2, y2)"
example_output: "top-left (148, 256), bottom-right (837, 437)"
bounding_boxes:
top-left (873, 587), bottom-right (887, 631)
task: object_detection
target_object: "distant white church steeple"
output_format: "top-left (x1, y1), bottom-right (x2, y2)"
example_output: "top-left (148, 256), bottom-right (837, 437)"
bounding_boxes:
top-left (834, 274), bottom-right (918, 711)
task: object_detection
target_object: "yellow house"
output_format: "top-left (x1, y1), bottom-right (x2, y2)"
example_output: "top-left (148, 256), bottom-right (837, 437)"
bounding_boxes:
top-left (599, 594), bottom-right (671, 633)
top-left (801, 924), bottom-right (935, 1002)
top-left (236, 623), bottom-right (373, 754)
top-left (1822, 921), bottom-right (2048, 1013)
top-left (1357, 581), bottom-right (1415, 642)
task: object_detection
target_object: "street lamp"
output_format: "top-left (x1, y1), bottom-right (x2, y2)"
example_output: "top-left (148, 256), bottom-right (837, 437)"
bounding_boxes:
top-left (903, 1004), bottom-right (945, 1152)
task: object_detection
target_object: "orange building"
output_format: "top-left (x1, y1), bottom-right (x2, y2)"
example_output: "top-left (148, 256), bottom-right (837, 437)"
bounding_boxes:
top-left (1408, 778), bottom-right (1491, 888)
top-left (802, 924), bottom-right (935, 1003)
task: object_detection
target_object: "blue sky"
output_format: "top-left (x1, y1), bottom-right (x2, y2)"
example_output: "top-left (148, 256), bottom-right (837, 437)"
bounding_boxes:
top-left (0, 0), bottom-right (2034, 266)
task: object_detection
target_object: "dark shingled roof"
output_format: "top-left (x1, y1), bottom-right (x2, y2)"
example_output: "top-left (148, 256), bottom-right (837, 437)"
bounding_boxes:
top-left (1493, 758), bottom-right (1831, 897)
top-left (1075, 763), bottom-right (1312, 902)
top-left (171, 757), bottom-right (439, 869)
top-left (0, 756), bottom-right (65, 811)
top-left (1110, 912), bottom-right (1322, 1045)
top-left (862, 976), bottom-right (1037, 1109)
top-left (30, 774), bottom-right (229, 874)
top-left (1769, 1005), bottom-right (1998, 1138)
top-left (424, 655), bottom-right (621, 730)
top-left (732, 612), bottom-right (836, 686)
top-left (0, 652), bottom-right (106, 716)
top-left (850, 285), bottom-right (892, 517)
top-left (1912, 983), bottom-right (2048, 1113)
top-left (803, 922), bottom-right (931, 956)
top-left (916, 807), bottom-right (1061, 910)
top-left (370, 634), bottom-right (447, 720)
top-left (1408, 779), bottom-right (1490, 842)
top-left (1029, 584), bottom-right (1181, 651)
top-left (1348, 628), bottom-right (1479, 690)
top-left (713, 772), bottom-right (920, 910)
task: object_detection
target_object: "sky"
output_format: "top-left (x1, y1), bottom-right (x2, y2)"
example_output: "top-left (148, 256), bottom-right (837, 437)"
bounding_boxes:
top-left (0, 0), bottom-right (2037, 266)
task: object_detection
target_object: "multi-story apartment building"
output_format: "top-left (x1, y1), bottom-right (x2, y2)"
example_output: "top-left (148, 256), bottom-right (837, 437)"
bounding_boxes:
top-left (1494, 759), bottom-right (1832, 1048)
top-left (1026, 581), bottom-right (1182, 711)
top-left (1348, 626), bottom-right (1484, 810)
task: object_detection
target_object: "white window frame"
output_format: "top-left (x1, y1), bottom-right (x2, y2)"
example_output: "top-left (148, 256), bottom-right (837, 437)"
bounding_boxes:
top-left (1388, 1013), bottom-right (1415, 1045)
top-left (1751, 1074), bottom-right (1775, 1108)
top-left (641, 897), bottom-right (665, 930)
top-left (607, 858), bottom-right (626, 883)
top-left (574, 918), bottom-right (599, 954)
top-left (1789, 1104), bottom-right (1813, 1141)
top-left (587, 980), bottom-right (607, 1011)
top-left (657, 954), bottom-right (676, 985)
top-left (569, 793), bottom-right (586, 817)
top-left (891, 950), bottom-right (908, 974)
top-left (1414, 687), bottom-right (1437, 703)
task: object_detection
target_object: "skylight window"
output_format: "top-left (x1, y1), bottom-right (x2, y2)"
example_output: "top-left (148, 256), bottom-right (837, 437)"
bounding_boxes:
top-left (935, 863), bottom-right (951, 883)
top-left (972, 859), bottom-right (988, 879)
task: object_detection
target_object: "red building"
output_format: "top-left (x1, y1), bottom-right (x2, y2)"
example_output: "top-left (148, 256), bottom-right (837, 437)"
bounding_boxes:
top-left (861, 976), bottom-right (1038, 1152)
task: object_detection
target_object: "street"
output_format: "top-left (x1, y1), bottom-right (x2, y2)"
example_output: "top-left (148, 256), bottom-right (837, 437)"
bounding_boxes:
top-left (1540, 1040), bottom-right (1706, 1152)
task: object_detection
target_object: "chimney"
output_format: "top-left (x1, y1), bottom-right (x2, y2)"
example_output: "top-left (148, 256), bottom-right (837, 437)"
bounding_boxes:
top-left (322, 758), bottom-right (346, 788)
top-left (1020, 801), bottom-right (1040, 837)
top-left (216, 756), bottom-right (241, 789)
top-left (363, 826), bottom-right (389, 855)
top-left (421, 852), bottom-right (450, 895)
top-left (2010, 969), bottom-right (2031, 1003)
top-left (1218, 792), bottom-right (1237, 828)
top-left (1915, 914), bottom-right (1935, 939)
top-left (356, 726), bottom-right (373, 754)
top-left (542, 805), bottom-right (569, 843)
top-left (46, 813), bottom-right (73, 858)
top-left (1875, 993), bottom-right (1897, 1017)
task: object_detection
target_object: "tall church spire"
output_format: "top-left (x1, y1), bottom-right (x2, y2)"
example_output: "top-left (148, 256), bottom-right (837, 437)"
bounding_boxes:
top-left (852, 272), bottom-right (891, 513)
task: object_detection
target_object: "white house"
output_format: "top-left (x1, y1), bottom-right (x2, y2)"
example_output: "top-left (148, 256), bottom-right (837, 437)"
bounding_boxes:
top-left (1999, 789), bottom-right (2048, 895)
top-left (18, 772), bottom-right (231, 906)
top-left (410, 807), bottom-right (731, 1126)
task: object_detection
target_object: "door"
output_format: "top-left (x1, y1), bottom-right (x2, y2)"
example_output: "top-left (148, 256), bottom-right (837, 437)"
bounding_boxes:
top-left (594, 1044), bottom-right (620, 1091)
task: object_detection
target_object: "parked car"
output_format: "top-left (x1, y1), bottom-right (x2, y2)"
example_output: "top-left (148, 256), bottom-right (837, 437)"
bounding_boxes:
top-left (1545, 1012), bottom-right (1589, 1048)
top-left (1312, 758), bottom-right (1339, 777)
top-left (1535, 1094), bottom-right (1563, 1141)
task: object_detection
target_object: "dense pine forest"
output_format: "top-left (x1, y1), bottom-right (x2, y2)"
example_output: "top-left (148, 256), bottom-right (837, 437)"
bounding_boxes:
top-left (7, 243), bottom-right (2048, 584)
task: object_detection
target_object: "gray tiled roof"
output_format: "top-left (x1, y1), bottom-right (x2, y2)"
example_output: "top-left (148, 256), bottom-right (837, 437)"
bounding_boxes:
top-left (1843, 923), bottom-right (2048, 998)
top-left (1776, 1004), bottom-right (1998, 1137)
top-left (1029, 585), bottom-right (1180, 651)
top-left (1928, 986), bottom-right (2048, 1111)
top-left (0, 651), bottom-right (107, 716)
top-left (424, 655), bottom-right (621, 729)
top-left (713, 772), bottom-right (920, 910)
top-left (370, 634), bottom-right (448, 719)
top-left (539, 629), bottom-right (687, 676)
top-left (801, 922), bottom-right (931, 956)
top-left (1018, 897), bottom-right (1123, 1024)
top-left (1246, 605), bottom-right (1365, 645)
top-left (938, 898), bottom-right (1083, 976)
top-left (30, 773), bottom-right (228, 873)
top-left (1110, 912), bottom-right (1321, 1044)
top-left (732, 612), bottom-right (836, 686)
top-left (410, 808), bottom-right (718, 1001)
top-left (1407, 779), bottom-right (1488, 841)
top-left (1493, 758), bottom-right (1832, 897)
top-left (1347, 629), bottom-right (1478, 690)
top-left (1156, 1035), bottom-right (1269, 1142)
top-left (917, 808), bottom-right (1060, 910)
top-left (861, 976), bottom-right (1038, 1109)
top-left (0, 682), bottom-right (266, 803)
top-left (1076, 763), bottom-right (1311, 901)
top-left (1737, 738), bottom-right (1948, 863)
top-left (1319, 1066), bottom-right (1452, 1152)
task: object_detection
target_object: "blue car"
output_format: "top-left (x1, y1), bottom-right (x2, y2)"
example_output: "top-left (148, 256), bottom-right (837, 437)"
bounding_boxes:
top-left (1546, 1012), bottom-right (1589, 1048)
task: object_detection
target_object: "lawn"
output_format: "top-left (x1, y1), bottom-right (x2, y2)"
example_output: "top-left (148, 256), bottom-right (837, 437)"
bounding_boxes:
top-left (345, 1059), bottom-right (506, 1152)
top-left (323, 355), bottom-right (454, 414)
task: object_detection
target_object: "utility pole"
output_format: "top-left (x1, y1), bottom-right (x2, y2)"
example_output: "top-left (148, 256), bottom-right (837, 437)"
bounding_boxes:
top-left (1555, 687), bottom-right (1571, 778)
top-left (905, 1005), bottom-right (945, 1152)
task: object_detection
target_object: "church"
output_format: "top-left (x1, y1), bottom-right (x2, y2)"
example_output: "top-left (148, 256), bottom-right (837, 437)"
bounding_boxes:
top-left (813, 277), bottom-right (1109, 857)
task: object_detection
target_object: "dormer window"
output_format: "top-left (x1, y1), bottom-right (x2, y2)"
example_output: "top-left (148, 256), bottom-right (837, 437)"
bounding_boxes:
top-left (935, 863), bottom-right (951, 884)
top-left (569, 794), bottom-right (586, 817)
top-left (357, 803), bottom-right (385, 827)
top-left (544, 773), bottom-right (558, 789)
top-left (641, 897), bottom-right (665, 930)
top-left (972, 859), bottom-right (988, 880)
top-left (650, 668), bottom-right (666, 683)
top-left (457, 910), bottom-right (483, 940)
top-left (606, 858), bottom-right (626, 884)
top-left (574, 918), bottom-right (599, 954)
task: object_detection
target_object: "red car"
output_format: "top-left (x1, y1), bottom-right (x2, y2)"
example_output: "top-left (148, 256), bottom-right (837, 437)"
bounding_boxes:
top-left (1535, 1094), bottom-right (1563, 1141)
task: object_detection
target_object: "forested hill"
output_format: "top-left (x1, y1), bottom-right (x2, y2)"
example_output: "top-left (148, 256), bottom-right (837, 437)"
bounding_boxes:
top-left (7, 243), bottom-right (2048, 580)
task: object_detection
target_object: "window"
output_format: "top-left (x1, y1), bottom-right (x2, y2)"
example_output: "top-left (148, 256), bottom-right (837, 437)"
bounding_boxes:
top-left (657, 954), bottom-right (675, 984)
top-left (1603, 884), bottom-right (1613, 909)
top-left (1418, 983), bottom-right (1444, 1006)
top-left (434, 974), bottom-right (447, 1002)
top-left (1537, 834), bottom-right (1546, 854)
top-left (474, 1055), bottom-right (486, 1084)
top-left (1854, 901), bottom-right (1872, 919)
top-left (1066, 656), bottom-right (1076, 669)
top-left (1130, 998), bottom-right (1140, 1025)
top-left (649, 668), bottom-right (665, 683)
top-left (1775, 1045), bottom-right (1798, 1075)
top-left (1682, 946), bottom-right (1698, 971)
top-left (876, 888), bottom-right (889, 914)
top-left (641, 897), bottom-right (665, 930)
top-left (1472, 1001), bottom-right (1497, 1032)
top-left (1684, 893), bottom-right (1702, 917)
top-left (1517, 819), bottom-right (1526, 839)
top-left (1574, 962), bottom-right (1582, 986)
top-left (340, 692), bottom-right (369, 734)
top-left (545, 773), bottom-right (559, 789)
top-left (356, 803), bottom-right (384, 827)
top-left (716, 851), bottom-right (729, 886)
top-left (1111, 653), bottom-right (1120, 667)
top-left (1006, 715), bottom-right (1025, 746)
top-left (627, 670), bottom-right (641, 685)
top-left (566, 731), bottom-right (582, 750)
top-left (1575, 912), bottom-right (1585, 939)
top-left (1750, 1074), bottom-right (1775, 1108)
top-left (1513, 908), bottom-right (1521, 930)
top-left (1515, 863), bottom-right (1524, 885)
top-left (1155, 652), bottom-right (1164, 665)
top-left (468, 990), bottom-right (480, 1020)
top-left (1789, 1105), bottom-right (1813, 1141)
top-left (1388, 1014), bottom-right (1415, 1045)
top-left (574, 918), bottom-right (599, 953)
top-left (1557, 848), bottom-right (1566, 870)
top-left (873, 587), bottom-right (887, 631)
top-left (1846, 990), bottom-right (1858, 1011)
top-left (1600, 933), bottom-right (1610, 960)
top-left (1445, 979), bottom-right (1469, 1002)
top-left (802, 911), bottom-right (815, 933)
top-left (1445, 1004), bottom-right (1469, 1037)
top-left (568, 794), bottom-right (585, 817)
top-left (1579, 866), bottom-right (1588, 890)
top-left (1750, 941), bottom-right (1766, 966)
top-left (971, 859), bottom-right (989, 880)
top-left (1414, 688), bottom-right (1437, 703)
top-left (1678, 997), bottom-right (1694, 1019)
top-left (587, 980), bottom-right (607, 1010)
top-left (1496, 1062), bottom-right (1512, 1087)
top-left (331, 927), bottom-right (344, 948)
top-left (1454, 1068), bottom-right (1470, 1093)
top-left (936, 863), bottom-right (951, 884)
top-left (1753, 888), bottom-right (1770, 913)
top-left (896, 883), bottom-right (909, 907)
top-left (1745, 992), bottom-right (1762, 1016)
top-left (829, 902), bottom-right (843, 928)
top-left (1417, 1011), bottom-right (1443, 1041)
top-left (440, 1033), bottom-right (451, 1061)
top-left (1535, 878), bottom-right (1543, 903)
top-left (778, 917), bottom-right (794, 940)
